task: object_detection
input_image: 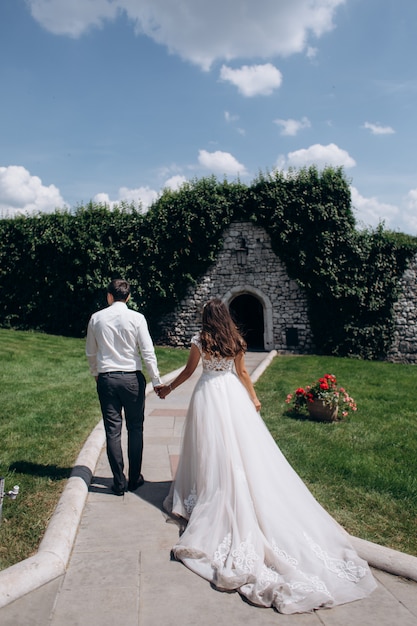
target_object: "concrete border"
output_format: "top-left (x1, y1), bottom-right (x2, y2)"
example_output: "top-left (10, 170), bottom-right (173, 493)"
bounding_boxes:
top-left (0, 369), bottom-right (184, 610)
top-left (0, 421), bottom-right (106, 608)
top-left (351, 536), bottom-right (417, 581)
top-left (1, 354), bottom-right (416, 609)
top-left (250, 349), bottom-right (277, 383)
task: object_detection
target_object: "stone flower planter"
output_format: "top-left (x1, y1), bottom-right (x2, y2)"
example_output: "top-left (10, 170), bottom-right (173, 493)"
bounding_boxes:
top-left (307, 399), bottom-right (339, 422)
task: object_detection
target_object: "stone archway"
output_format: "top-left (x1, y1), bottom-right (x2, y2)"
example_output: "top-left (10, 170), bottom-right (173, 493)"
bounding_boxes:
top-left (230, 294), bottom-right (264, 350)
top-left (223, 286), bottom-right (274, 351)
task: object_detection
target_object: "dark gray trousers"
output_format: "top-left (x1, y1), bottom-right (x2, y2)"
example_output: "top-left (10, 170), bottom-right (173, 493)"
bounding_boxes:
top-left (97, 371), bottom-right (146, 490)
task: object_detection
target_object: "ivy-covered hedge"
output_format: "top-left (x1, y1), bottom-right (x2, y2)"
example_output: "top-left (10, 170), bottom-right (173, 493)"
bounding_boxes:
top-left (247, 168), bottom-right (417, 359)
top-left (0, 167), bottom-right (416, 359)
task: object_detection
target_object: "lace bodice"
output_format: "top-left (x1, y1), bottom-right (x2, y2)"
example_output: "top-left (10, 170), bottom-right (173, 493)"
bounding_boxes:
top-left (191, 334), bottom-right (234, 373)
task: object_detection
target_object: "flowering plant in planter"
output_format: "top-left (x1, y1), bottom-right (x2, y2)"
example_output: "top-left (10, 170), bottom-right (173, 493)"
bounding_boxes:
top-left (286, 374), bottom-right (357, 418)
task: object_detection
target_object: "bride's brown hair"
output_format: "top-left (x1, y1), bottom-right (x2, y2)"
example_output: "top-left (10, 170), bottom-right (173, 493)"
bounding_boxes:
top-left (200, 298), bottom-right (246, 357)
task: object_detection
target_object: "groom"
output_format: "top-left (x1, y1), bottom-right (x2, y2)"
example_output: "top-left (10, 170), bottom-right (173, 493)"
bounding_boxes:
top-left (86, 278), bottom-right (162, 495)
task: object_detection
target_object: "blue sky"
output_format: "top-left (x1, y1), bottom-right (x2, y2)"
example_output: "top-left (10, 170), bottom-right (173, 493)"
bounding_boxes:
top-left (1, 0), bottom-right (416, 235)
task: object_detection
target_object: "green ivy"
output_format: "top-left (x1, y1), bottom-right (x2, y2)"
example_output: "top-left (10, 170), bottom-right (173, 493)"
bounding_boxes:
top-left (0, 168), bottom-right (416, 359)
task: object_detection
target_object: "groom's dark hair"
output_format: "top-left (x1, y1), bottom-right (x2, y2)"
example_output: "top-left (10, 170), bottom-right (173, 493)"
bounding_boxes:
top-left (107, 279), bottom-right (131, 302)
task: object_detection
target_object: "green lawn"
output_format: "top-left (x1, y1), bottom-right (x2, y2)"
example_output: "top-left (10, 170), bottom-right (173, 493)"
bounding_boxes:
top-left (256, 354), bottom-right (417, 557)
top-left (0, 329), bottom-right (188, 570)
top-left (1, 330), bottom-right (416, 571)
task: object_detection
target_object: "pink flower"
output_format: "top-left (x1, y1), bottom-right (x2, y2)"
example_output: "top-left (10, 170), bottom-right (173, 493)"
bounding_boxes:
top-left (287, 373), bottom-right (357, 418)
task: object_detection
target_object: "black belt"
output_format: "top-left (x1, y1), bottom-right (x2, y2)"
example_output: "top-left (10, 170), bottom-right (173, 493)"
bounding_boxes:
top-left (98, 371), bottom-right (140, 376)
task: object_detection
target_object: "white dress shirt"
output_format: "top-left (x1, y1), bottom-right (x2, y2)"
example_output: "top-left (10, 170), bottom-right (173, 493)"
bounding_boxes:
top-left (86, 301), bottom-right (162, 387)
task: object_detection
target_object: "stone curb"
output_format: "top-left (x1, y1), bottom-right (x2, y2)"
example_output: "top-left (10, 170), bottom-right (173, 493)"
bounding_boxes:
top-left (1, 354), bottom-right (416, 609)
top-left (250, 349), bottom-right (278, 383)
top-left (351, 537), bottom-right (417, 581)
top-left (0, 421), bottom-right (106, 608)
top-left (0, 370), bottom-right (183, 610)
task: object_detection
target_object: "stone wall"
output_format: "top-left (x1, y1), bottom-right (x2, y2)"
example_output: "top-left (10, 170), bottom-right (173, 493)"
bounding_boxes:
top-left (156, 222), bottom-right (417, 364)
top-left (388, 253), bottom-right (417, 364)
top-left (156, 221), bottom-right (314, 352)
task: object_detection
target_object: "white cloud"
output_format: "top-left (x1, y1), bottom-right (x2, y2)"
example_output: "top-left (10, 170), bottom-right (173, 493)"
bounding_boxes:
top-left (93, 192), bottom-right (113, 206)
top-left (27, 0), bottom-right (345, 70)
top-left (225, 111), bottom-right (239, 123)
top-left (225, 111), bottom-right (245, 135)
top-left (404, 189), bottom-right (417, 234)
top-left (0, 165), bottom-right (66, 216)
top-left (362, 122), bottom-right (395, 135)
top-left (349, 186), bottom-right (417, 235)
top-left (93, 185), bottom-right (158, 210)
top-left (350, 186), bottom-right (399, 230)
top-left (220, 63), bottom-right (282, 97)
top-left (119, 185), bottom-right (158, 206)
top-left (284, 143), bottom-right (356, 169)
top-left (274, 116), bottom-right (311, 136)
top-left (198, 150), bottom-right (247, 176)
top-left (93, 176), bottom-right (187, 211)
top-left (163, 175), bottom-right (187, 191)
top-left (27, 0), bottom-right (119, 38)
top-left (156, 163), bottom-right (184, 180)
top-left (406, 188), bottom-right (417, 209)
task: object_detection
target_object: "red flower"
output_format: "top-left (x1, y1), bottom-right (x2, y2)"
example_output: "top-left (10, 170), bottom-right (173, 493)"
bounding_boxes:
top-left (287, 373), bottom-right (357, 418)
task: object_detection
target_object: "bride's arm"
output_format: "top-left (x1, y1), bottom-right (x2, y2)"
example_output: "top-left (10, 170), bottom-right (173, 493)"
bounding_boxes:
top-left (157, 344), bottom-right (201, 399)
top-left (234, 351), bottom-right (262, 412)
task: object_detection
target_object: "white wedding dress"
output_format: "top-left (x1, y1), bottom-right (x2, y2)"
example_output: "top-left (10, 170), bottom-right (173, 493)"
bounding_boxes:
top-left (163, 335), bottom-right (377, 614)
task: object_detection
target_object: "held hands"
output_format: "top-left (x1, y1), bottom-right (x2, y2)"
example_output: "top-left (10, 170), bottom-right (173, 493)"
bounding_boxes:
top-left (155, 383), bottom-right (172, 400)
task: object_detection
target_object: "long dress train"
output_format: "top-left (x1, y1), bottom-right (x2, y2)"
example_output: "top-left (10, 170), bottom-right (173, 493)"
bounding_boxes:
top-left (163, 335), bottom-right (377, 614)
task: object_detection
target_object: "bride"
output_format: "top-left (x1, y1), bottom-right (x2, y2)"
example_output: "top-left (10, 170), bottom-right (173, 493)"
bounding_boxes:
top-left (157, 299), bottom-right (377, 614)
